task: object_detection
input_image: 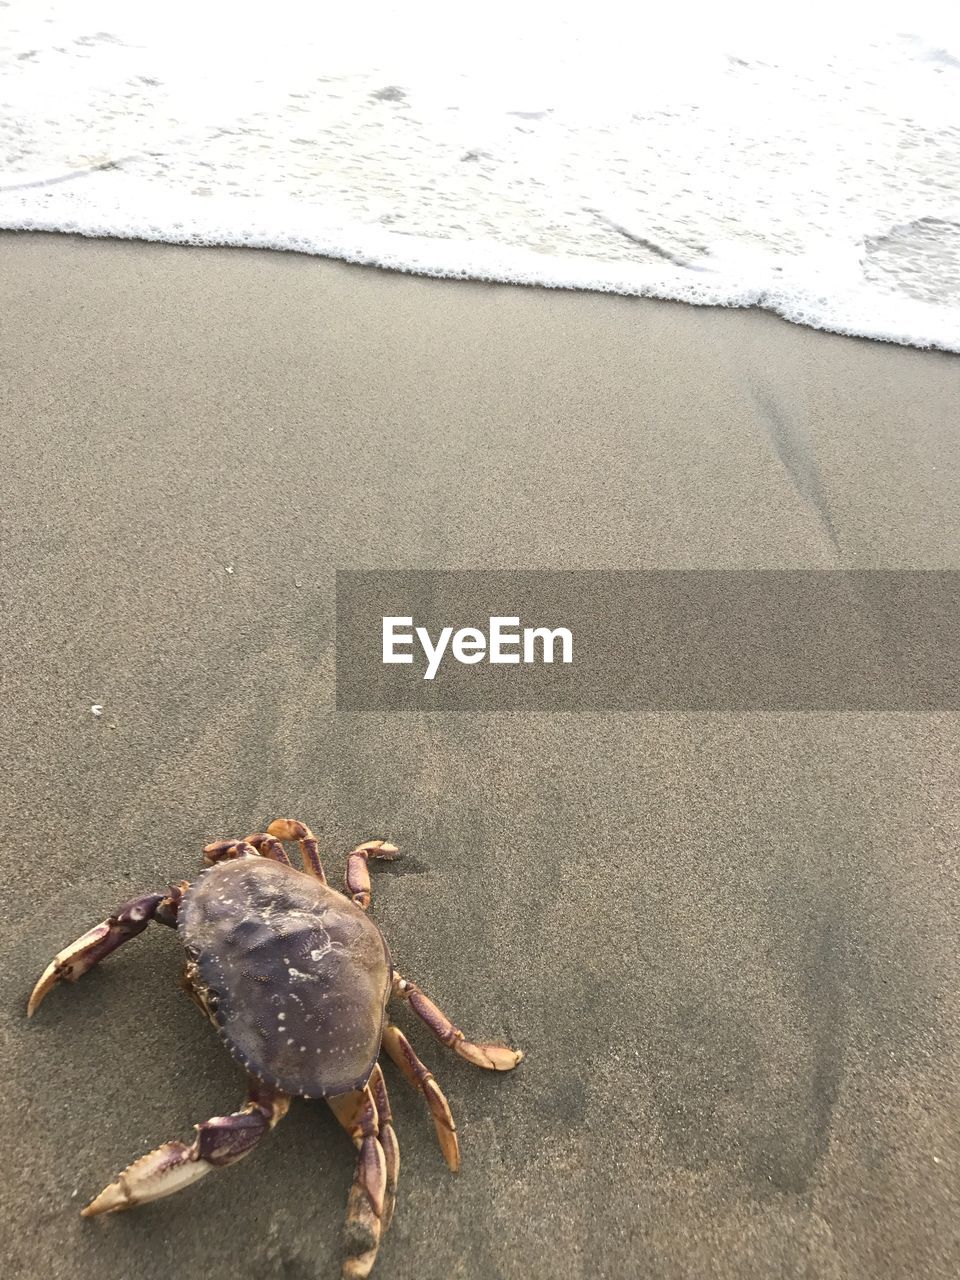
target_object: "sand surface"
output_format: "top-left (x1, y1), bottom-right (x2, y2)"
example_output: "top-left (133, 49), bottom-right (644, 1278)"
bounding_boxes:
top-left (1, 232), bottom-right (959, 1280)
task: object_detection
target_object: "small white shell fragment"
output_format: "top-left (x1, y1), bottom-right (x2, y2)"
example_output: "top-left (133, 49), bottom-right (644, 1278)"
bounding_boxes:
top-left (224, 565), bottom-right (234, 575)
top-left (90, 704), bottom-right (104, 718)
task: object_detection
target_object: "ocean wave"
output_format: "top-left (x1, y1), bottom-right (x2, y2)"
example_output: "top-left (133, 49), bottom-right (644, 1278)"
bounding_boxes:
top-left (2, 2), bottom-right (959, 351)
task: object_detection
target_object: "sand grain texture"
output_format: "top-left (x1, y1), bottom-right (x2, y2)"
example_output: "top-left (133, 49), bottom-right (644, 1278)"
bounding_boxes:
top-left (1, 233), bottom-right (959, 1280)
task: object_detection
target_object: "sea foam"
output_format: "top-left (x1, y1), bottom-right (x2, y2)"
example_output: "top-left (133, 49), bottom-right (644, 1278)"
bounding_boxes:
top-left (2, 2), bottom-right (960, 351)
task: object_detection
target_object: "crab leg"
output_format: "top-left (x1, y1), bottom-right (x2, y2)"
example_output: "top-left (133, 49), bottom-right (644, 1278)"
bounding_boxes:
top-left (82, 1083), bottom-right (289, 1217)
top-left (27, 886), bottom-right (184, 1017)
top-left (332, 1065), bottom-right (399, 1232)
top-left (265, 818), bottom-right (327, 881)
top-left (242, 832), bottom-right (294, 867)
top-left (367, 1065), bottom-right (400, 1232)
top-left (391, 972), bottom-right (523, 1071)
top-left (327, 1084), bottom-right (388, 1280)
top-left (345, 840), bottom-right (399, 909)
top-left (381, 1024), bottom-right (459, 1172)
top-left (203, 837), bottom-right (287, 866)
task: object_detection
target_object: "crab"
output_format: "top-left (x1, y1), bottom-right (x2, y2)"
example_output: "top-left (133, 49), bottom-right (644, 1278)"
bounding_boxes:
top-left (27, 819), bottom-right (522, 1278)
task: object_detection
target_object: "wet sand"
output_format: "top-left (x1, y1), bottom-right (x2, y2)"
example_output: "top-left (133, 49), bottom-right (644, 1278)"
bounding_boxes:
top-left (1, 231), bottom-right (959, 1280)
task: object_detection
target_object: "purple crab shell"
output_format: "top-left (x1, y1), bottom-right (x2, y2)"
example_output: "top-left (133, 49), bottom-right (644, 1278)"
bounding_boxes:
top-left (178, 857), bottom-right (392, 1098)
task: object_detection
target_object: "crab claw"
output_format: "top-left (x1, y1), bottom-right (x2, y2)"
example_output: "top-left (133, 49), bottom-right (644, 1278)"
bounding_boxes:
top-left (27, 923), bottom-right (111, 1016)
top-left (83, 1091), bottom-right (286, 1217)
top-left (28, 890), bottom-right (177, 1018)
top-left (453, 1041), bottom-right (525, 1072)
top-left (82, 1142), bottom-right (212, 1217)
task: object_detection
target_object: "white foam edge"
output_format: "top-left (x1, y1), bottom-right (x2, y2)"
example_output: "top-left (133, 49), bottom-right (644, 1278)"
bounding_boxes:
top-left (1, 183), bottom-right (958, 353)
